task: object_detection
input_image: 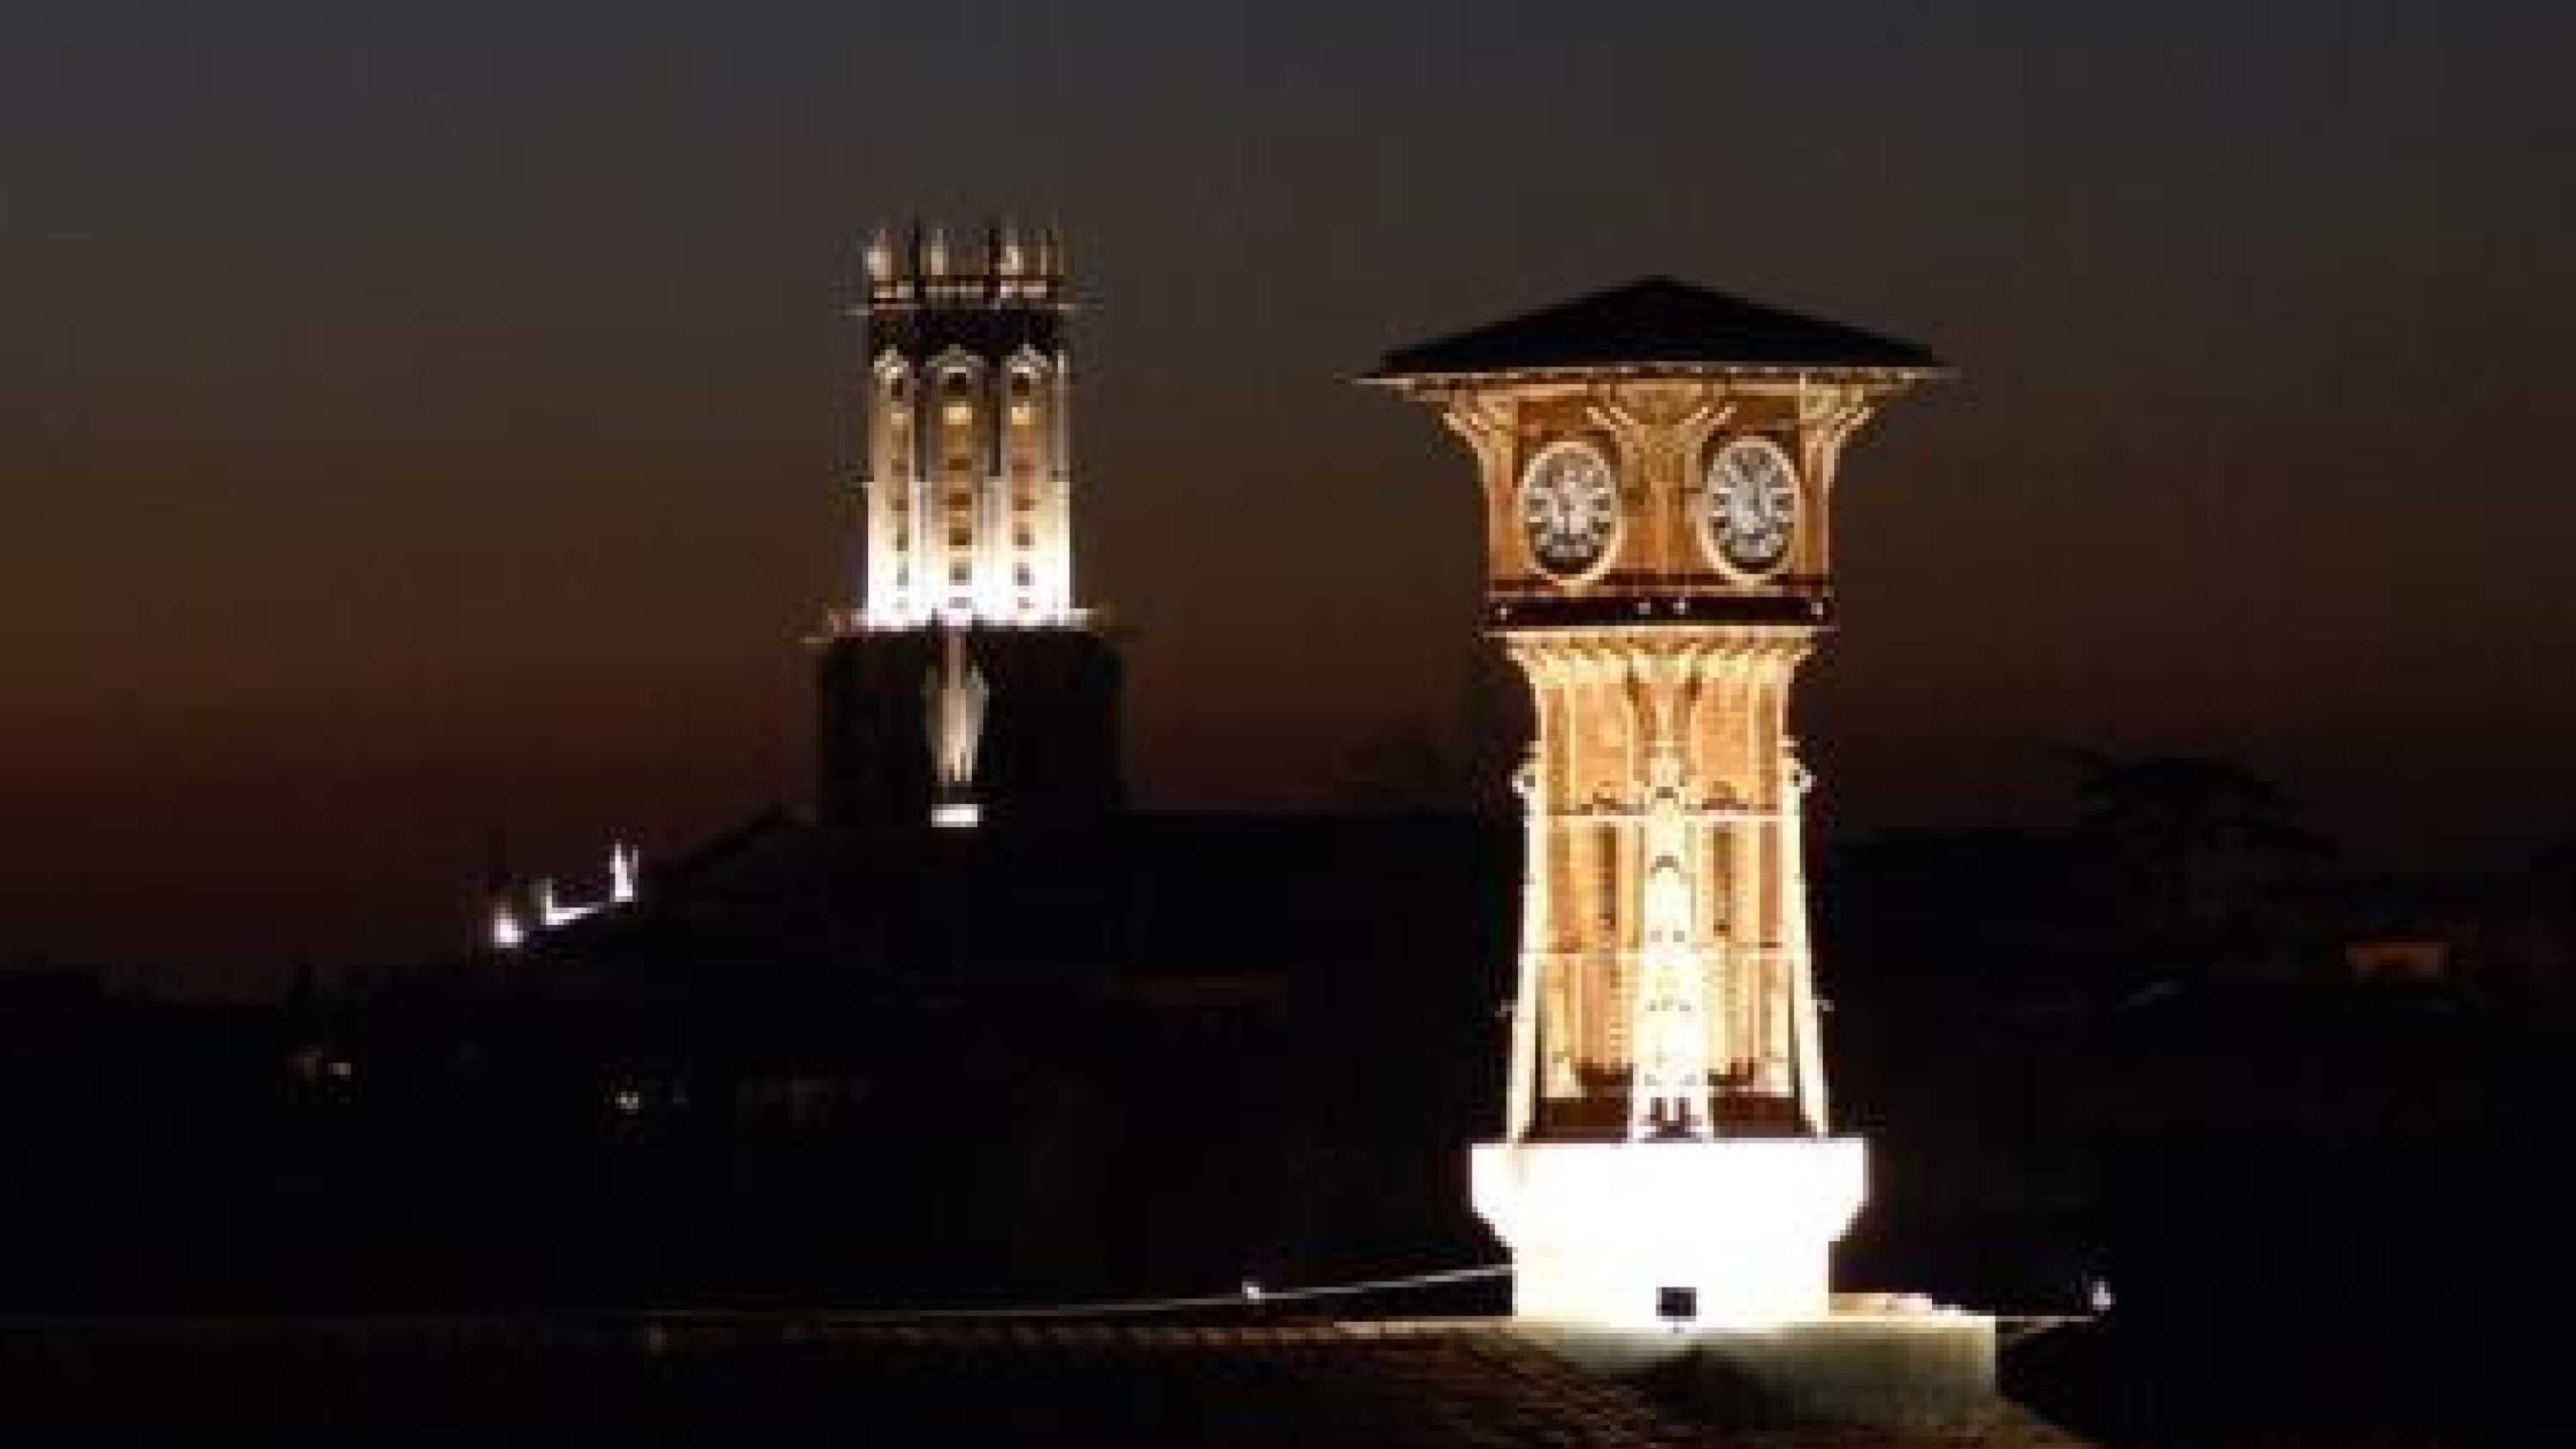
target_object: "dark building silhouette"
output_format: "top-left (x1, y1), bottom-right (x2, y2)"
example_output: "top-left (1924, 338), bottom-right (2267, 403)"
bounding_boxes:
top-left (816, 625), bottom-right (1121, 830)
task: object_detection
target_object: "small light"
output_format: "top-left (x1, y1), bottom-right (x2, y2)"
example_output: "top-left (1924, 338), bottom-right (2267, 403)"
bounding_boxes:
top-left (1656, 1286), bottom-right (1698, 1330)
top-left (613, 1088), bottom-right (644, 1115)
top-left (1241, 1279), bottom-right (1264, 1304)
top-left (931, 801), bottom-right (981, 829)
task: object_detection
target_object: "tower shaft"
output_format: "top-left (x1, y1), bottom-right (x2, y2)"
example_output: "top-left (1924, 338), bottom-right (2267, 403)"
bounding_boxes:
top-left (1504, 627), bottom-right (1827, 1142)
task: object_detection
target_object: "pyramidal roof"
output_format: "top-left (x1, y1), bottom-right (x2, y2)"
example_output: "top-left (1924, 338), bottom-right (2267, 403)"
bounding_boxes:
top-left (1369, 276), bottom-right (1942, 381)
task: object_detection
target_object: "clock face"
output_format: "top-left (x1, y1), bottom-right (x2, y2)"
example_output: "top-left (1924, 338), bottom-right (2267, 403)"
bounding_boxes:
top-left (1702, 436), bottom-right (1799, 575)
top-left (1517, 441), bottom-right (1619, 581)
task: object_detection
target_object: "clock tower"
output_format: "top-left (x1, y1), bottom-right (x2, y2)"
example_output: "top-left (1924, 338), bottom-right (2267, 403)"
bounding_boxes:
top-left (1370, 277), bottom-right (1941, 1328)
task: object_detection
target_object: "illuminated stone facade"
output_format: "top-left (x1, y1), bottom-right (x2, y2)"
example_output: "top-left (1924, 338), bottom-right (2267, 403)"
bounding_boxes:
top-left (848, 221), bottom-right (1079, 630)
top-left (817, 222), bottom-right (1121, 830)
top-left (1372, 278), bottom-right (1939, 1326)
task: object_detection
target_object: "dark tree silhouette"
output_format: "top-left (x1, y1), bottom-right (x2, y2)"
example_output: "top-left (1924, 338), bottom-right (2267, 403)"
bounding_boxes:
top-left (2061, 751), bottom-right (2333, 983)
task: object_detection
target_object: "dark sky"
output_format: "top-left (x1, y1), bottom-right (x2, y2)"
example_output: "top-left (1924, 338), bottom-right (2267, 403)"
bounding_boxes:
top-left (8, 3), bottom-right (2573, 993)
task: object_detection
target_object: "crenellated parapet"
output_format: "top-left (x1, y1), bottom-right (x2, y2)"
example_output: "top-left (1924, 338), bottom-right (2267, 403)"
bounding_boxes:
top-left (862, 219), bottom-right (1069, 307)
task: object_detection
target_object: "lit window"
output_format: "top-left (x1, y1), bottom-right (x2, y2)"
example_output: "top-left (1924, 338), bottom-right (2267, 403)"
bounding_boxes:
top-left (943, 399), bottom-right (974, 427)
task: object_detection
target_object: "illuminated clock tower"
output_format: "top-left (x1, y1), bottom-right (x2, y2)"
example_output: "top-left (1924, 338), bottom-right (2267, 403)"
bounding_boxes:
top-left (816, 221), bottom-right (1122, 830)
top-left (1370, 277), bottom-right (1940, 1328)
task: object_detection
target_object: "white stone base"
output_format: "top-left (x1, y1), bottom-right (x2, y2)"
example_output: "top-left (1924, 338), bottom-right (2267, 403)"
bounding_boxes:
top-left (1511, 1311), bottom-right (1999, 1428)
top-left (1471, 1136), bottom-right (1867, 1329)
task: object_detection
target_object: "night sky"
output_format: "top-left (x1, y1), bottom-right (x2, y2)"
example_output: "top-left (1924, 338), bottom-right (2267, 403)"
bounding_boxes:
top-left (8, 3), bottom-right (2573, 992)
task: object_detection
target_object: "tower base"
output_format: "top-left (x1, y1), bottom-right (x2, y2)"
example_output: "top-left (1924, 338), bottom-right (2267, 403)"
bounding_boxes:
top-left (1512, 1311), bottom-right (1998, 1430)
top-left (1472, 1137), bottom-right (1865, 1329)
top-left (814, 624), bottom-right (1122, 830)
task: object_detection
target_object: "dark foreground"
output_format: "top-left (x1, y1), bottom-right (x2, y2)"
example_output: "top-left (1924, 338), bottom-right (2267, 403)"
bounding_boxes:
top-left (7, 814), bottom-right (2573, 1446)
top-left (0, 1316), bottom-right (2103, 1448)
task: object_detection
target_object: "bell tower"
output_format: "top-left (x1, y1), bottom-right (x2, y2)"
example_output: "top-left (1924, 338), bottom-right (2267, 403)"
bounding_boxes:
top-left (1370, 277), bottom-right (1941, 1328)
top-left (816, 221), bottom-right (1122, 831)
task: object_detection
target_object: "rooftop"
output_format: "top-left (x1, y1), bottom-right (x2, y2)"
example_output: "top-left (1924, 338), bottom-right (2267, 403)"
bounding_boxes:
top-left (0, 1314), bottom-right (2105, 1446)
top-left (1370, 277), bottom-right (1943, 382)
